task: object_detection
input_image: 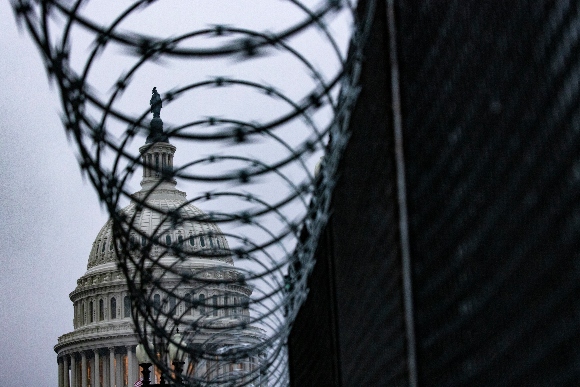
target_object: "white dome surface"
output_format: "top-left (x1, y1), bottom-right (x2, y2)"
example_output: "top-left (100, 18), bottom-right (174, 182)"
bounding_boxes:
top-left (88, 187), bottom-right (232, 269)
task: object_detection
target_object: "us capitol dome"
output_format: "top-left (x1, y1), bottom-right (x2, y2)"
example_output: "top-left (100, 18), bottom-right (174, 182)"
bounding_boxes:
top-left (54, 92), bottom-right (266, 387)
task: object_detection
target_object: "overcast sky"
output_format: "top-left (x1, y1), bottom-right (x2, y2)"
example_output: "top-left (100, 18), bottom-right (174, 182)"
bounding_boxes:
top-left (0, 2), bottom-right (108, 386)
top-left (0, 2), bottom-right (353, 385)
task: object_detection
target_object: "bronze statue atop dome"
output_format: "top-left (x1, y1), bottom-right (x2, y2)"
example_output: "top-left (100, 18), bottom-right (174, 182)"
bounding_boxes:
top-left (146, 87), bottom-right (169, 144)
top-left (150, 87), bottom-right (162, 118)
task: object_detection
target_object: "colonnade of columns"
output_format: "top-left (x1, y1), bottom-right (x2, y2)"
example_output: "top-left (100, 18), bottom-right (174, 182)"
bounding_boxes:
top-left (58, 346), bottom-right (139, 387)
top-left (142, 151), bottom-right (174, 178)
top-left (58, 346), bottom-right (263, 386)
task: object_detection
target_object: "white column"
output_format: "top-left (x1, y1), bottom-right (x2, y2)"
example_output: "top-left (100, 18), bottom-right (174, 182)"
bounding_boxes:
top-left (58, 357), bottom-right (64, 387)
top-left (102, 353), bottom-right (109, 387)
top-left (64, 356), bottom-right (70, 387)
top-left (126, 346), bottom-right (133, 386)
top-left (115, 353), bottom-right (123, 387)
top-left (94, 350), bottom-right (100, 387)
top-left (135, 349), bottom-right (140, 383)
top-left (70, 354), bottom-right (77, 387)
top-left (81, 352), bottom-right (87, 387)
top-left (109, 348), bottom-right (115, 387)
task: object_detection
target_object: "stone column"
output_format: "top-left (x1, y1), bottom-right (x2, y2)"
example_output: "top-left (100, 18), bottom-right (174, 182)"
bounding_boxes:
top-left (148, 154), bottom-right (152, 177)
top-left (64, 356), bottom-right (70, 387)
top-left (109, 347), bottom-right (115, 387)
top-left (126, 346), bottom-right (133, 386)
top-left (81, 352), bottom-right (87, 387)
top-left (71, 354), bottom-right (77, 387)
top-left (58, 357), bottom-right (64, 387)
top-left (102, 354), bottom-right (109, 387)
top-left (115, 353), bottom-right (123, 387)
top-left (94, 350), bottom-right (100, 387)
top-left (132, 347), bottom-right (140, 383)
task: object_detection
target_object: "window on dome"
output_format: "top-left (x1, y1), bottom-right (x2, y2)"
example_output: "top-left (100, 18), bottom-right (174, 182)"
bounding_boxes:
top-left (199, 294), bottom-right (205, 314)
top-left (224, 295), bottom-right (229, 316)
top-left (184, 293), bottom-right (192, 315)
top-left (89, 301), bottom-right (94, 323)
top-left (109, 240), bottom-right (114, 251)
top-left (154, 294), bottom-right (161, 314)
top-left (189, 235), bottom-right (194, 246)
top-left (111, 297), bottom-right (117, 319)
top-left (212, 295), bottom-right (218, 316)
top-left (166, 235), bottom-right (171, 245)
top-left (99, 299), bottom-right (104, 321)
top-left (209, 237), bottom-right (214, 249)
top-left (101, 241), bottom-right (106, 253)
top-left (130, 235), bottom-right (135, 247)
top-left (124, 296), bottom-right (130, 318)
top-left (200, 236), bottom-right (205, 247)
top-left (217, 239), bottom-right (221, 249)
top-left (169, 295), bottom-right (176, 315)
top-left (178, 235), bottom-right (183, 245)
top-left (141, 236), bottom-right (146, 247)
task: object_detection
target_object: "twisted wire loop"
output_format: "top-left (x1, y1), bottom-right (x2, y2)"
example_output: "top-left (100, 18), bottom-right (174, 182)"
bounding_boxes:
top-left (13, 0), bottom-right (375, 384)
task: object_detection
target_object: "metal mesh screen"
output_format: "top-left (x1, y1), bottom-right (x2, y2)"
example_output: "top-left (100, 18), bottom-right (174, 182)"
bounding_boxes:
top-left (400, 1), bottom-right (580, 385)
top-left (289, 0), bottom-right (580, 385)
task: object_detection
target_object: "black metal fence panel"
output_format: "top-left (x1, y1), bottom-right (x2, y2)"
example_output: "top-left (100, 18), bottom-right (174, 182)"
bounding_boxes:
top-left (289, 0), bottom-right (580, 385)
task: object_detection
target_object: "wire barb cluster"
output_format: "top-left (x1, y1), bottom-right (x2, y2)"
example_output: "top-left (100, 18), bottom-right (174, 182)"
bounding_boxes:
top-left (13, 0), bottom-right (375, 385)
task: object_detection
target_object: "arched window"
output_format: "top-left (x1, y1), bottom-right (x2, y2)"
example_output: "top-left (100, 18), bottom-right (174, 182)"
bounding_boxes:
top-left (184, 293), bottom-right (192, 315)
top-left (141, 236), bottom-right (147, 247)
top-left (224, 295), bottom-right (229, 316)
top-left (101, 241), bottom-right (106, 253)
top-left (212, 296), bottom-right (218, 316)
top-left (110, 297), bottom-right (117, 319)
top-left (200, 236), bottom-right (205, 247)
top-left (178, 235), bottom-right (183, 245)
top-left (165, 235), bottom-right (172, 245)
top-left (199, 294), bottom-right (205, 314)
top-left (99, 299), bottom-right (104, 321)
top-left (130, 235), bottom-right (135, 247)
top-left (189, 235), bottom-right (195, 246)
top-left (81, 303), bottom-right (85, 325)
top-left (209, 237), bottom-right (214, 249)
top-left (89, 301), bottom-right (94, 323)
top-left (124, 296), bottom-right (131, 318)
top-left (154, 294), bottom-right (161, 314)
top-left (169, 295), bottom-right (176, 316)
top-left (217, 239), bottom-right (221, 249)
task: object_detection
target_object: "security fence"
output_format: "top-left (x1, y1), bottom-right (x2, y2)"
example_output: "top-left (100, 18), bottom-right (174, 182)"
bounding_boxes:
top-left (289, 0), bottom-right (580, 386)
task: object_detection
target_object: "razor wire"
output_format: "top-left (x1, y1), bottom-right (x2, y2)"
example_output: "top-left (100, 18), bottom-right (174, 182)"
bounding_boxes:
top-left (12, 0), bottom-right (375, 385)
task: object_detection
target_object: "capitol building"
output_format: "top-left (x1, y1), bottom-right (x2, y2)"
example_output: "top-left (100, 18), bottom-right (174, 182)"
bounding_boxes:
top-left (54, 101), bottom-right (266, 386)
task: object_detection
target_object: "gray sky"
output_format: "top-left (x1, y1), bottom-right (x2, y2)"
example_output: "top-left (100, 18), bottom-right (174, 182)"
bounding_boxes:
top-left (0, 2), bottom-right (107, 386)
top-left (0, 2), bottom-right (352, 385)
